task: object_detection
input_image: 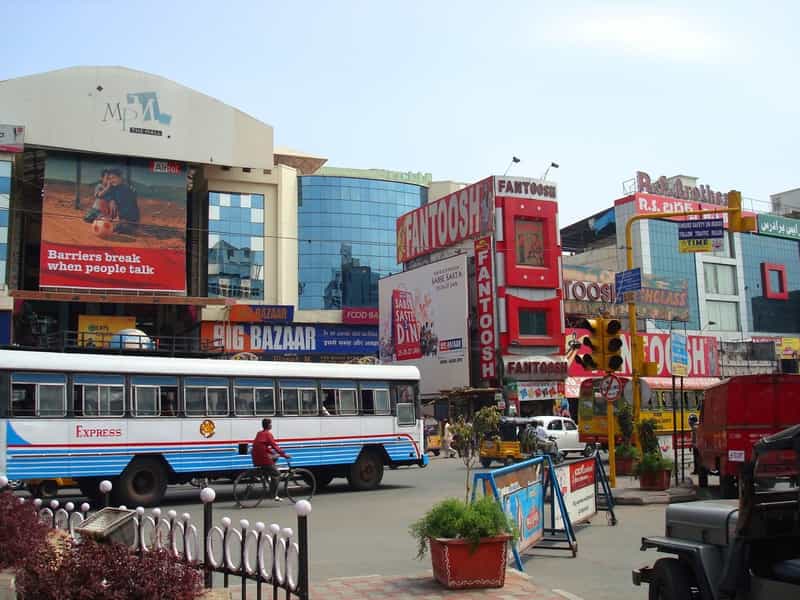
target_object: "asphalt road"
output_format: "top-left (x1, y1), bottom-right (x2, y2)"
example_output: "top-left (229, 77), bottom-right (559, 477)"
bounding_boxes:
top-left (43, 458), bottom-right (666, 599)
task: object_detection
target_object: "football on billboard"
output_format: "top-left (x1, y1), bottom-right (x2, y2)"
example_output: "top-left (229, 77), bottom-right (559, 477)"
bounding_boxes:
top-left (91, 218), bottom-right (114, 239)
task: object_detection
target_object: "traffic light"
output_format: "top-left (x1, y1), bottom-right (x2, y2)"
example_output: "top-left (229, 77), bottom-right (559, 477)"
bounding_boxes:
top-left (575, 318), bottom-right (624, 373)
top-left (727, 190), bottom-right (756, 233)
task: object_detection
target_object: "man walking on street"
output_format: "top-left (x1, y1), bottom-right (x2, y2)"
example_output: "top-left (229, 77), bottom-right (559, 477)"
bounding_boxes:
top-left (252, 418), bottom-right (291, 501)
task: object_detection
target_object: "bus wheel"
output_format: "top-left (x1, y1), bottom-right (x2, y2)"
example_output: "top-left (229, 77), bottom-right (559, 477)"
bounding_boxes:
top-left (312, 470), bottom-right (335, 489)
top-left (116, 457), bottom-right (168, 507)
top-left (348, 451), bottom-right (384, 491)
top-left (77, 478), bottom-right (103, 504)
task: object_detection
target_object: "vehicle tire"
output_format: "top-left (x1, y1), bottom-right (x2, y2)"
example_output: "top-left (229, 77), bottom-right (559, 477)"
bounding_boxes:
top-left (233, 469), bottom-right (267, 508)
top-left (37, 480), bottom-right (59, 498)
top-left (648, 557), bottom-right (696, 600)
top-left (504, 456), bottom-right (515, 466)
top-left (77, 477), bottom-right (104, 504)
top-left (432, 449), bottom-right (440, 456)
top-left (583, 444), bottom-right (595, 458)
top-left (480, 458), bottom-right (492, 469)
top-left (285, 468), bottom-right (316, 503)
top-left (348, 451), bottom-right (384, 491)
top-left (756, 477), bottom-right (776, 489)
top-left (720, 475), bottom-right (738, 499)
top-left (697, 467), bottom-right (709, 488)
top-left (312, 470), bottom-right (335, 489)
top-left (115, 457), bottom-right (168, 507)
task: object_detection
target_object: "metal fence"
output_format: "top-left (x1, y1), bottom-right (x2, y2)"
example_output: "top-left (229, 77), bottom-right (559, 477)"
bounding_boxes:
top-left (1, 477), bottom-right (310, 600)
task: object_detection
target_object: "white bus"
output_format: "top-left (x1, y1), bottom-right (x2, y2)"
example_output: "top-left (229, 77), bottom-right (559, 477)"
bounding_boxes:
top-left (0, 350), bottom-right (426, 505)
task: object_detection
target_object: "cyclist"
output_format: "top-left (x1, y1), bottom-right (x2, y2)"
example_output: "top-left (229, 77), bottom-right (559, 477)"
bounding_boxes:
top-left (252, 418), bottom-right (291, 502)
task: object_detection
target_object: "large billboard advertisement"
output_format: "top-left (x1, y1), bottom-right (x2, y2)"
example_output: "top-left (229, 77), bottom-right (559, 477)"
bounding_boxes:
top-left (40, 153), bottom-right (187, 292)
top-left (379, 254), bottom-right (469, 396)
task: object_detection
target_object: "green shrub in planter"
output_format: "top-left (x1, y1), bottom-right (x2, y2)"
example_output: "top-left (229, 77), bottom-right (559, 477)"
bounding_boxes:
top-left (615, 443), bottom-right (641, 460)
top-left (409, 496), bottom-right (516, 559)
top-left (634, 451), bottom-right (674, 475)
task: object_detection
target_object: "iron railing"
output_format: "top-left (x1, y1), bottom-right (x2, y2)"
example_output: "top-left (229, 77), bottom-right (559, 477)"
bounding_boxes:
top-left (0, 477), bottom-right (310, 600)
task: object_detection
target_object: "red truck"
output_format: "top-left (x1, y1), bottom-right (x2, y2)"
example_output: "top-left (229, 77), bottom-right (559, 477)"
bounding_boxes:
top-left (695, 374), bottom-right (800, 498)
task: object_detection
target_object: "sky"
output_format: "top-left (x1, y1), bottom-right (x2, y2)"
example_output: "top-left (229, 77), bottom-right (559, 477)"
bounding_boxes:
top-left (1, 0), bottom-right (798, 225)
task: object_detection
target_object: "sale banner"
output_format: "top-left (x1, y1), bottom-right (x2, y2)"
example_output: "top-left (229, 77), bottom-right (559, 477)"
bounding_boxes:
top-left (391, 289), bottom-right (422, 360)
top-left (40, 153), bottom-right (187, 292)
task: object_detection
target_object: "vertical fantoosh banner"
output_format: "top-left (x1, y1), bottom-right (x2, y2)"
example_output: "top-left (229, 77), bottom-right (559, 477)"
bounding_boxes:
top-left (40, 153), bottom-right (187, 292)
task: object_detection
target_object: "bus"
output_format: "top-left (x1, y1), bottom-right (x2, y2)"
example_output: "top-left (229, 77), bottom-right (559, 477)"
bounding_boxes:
top-left (577, 377), bottom-right (703, 446)
top-left (0, 350), bottom-right (426, 506)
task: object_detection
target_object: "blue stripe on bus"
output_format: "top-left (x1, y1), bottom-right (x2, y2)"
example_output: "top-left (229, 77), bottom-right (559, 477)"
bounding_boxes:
top-left (234, 378), bottom-right (275, 387)
top-left (11, 373), bottom-right (67, 384)
top-left (131, 376), bottom-right (179, 385)
top-left (73, 374), bottom-right (125, 385)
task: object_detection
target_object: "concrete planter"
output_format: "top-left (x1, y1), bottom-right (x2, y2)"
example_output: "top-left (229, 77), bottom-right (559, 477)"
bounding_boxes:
top-left (639, 469), bottom-right (672, 491)
top-left (615, 456), bottom-right (637, 476)
top-left (429, 535), bottom-right (510, 589)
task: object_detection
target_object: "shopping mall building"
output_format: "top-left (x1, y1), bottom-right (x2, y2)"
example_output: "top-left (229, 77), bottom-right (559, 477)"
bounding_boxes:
top-left (560, 171), bottom-right (800, 408)
top-left (0, 66), bottom-right (430, 361)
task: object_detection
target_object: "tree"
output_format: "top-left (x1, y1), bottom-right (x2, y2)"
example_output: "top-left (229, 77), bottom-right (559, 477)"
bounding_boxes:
top-left (450, 406), bottom-right (501, 503)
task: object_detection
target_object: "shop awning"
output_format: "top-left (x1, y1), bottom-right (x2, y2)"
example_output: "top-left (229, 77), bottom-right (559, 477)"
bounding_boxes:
top-left (642, 377), bottom-right (722, 390)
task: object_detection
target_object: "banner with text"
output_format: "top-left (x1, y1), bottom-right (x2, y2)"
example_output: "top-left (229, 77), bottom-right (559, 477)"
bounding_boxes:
top-left (379, 254), bottom-right (469, 396)
top-left (474, 236), bottom-right (497, 380)
top-left (40, 153), bottom-right (187, 291)
top-left (201, 322), bottom-right (378, 356)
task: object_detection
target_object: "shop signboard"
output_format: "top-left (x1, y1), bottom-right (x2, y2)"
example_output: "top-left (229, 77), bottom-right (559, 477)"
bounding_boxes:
top-left (563, 265), bottom-right (689, 322)
top-left (565, 328), bottom-right (719, 378)
top-left (378, 254), bottom-right (469, 397)
top-left (40, 153), bottom-right (187, 292)
top-left (77, 315), bottom-right (136, 348)
top-left (396, 177), bottom-right (493, 263)
top-left (228, 305), bottom-right (294, 323)
top-left (757, 214), bottom-right (800, 241)
top-left (678, 239), bottom-right (723, 253)
top-left (200, 322), bottom-right (378, 356)
top-left (342, 307), bottom-right (379, 325)
top-left (474, 236), bottom-right (497, 380)
top-left (616, 192), bottom-right (756, 229)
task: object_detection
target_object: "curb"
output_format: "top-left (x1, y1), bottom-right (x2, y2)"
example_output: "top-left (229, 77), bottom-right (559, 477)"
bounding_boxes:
top-left (612, 487), bottom-right (697, 505)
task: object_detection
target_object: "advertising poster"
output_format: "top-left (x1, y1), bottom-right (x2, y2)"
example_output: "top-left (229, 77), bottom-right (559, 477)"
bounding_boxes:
top-left (551, 457), bottom-right (597, 528)
top-left (515, 219), bottom-right (545, 266)
top-left (504, 481), bottom-right (544, 553)
top-left (379, 254), bottom-right (469, 397)
top-left (658, 432), bottom-right (694, 475)
top-left (40, 153), bottom-right (187, 292)
top-left (670, 333), bottom-right (689, 377)
top-left (563, 265), bottom-right (689, 322)
top-left (474, 237), bottom-right (496, 380)
top-left (201, 322), bottom-right (378, 356)
top-left (77, 315), bottom-right (136, 348)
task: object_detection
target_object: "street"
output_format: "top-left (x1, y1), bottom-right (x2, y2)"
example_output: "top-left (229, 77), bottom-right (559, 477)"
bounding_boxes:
top-left (47, 457), bottom-right (669, 600)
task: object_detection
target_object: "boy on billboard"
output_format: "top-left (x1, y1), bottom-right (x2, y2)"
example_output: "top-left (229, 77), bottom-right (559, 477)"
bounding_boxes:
top-left (83, 168), bottom-right (140, 234)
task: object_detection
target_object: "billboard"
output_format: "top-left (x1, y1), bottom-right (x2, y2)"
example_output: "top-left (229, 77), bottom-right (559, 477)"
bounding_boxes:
top-left (396, 177), bottom-right (493, 263)
top-left (40, 153), bottom-right (187, 292)
top-left (563, 265), bottom-right (690, 322)
top-left (379, 254), bottom-right (469, 396)
top-left (0, 125), bottom-right (24, 152)
top-left (77, 315), bottom-right (136, 348)
top-left (565, 328), bottom-right (719, 378)
top-left (474, 237), bottom-right (497, 380)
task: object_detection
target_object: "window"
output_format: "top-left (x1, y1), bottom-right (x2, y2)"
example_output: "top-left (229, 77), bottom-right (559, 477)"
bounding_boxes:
top-left (397, 403), bottom-right (416, 426)
top-left (547, 419), bottom-right (563, 431)
top-left (706, 300), bottom-right (740, 331)
top-left (11, 374), bottom-right (66, 416)
top-left (515, 218), bottom-right (544, 266)
top-left (279, 380), bottom-right (317, 416)
top-left (132, 377), bottom-right (178, 416)
top-left (564, 420), bottom-right (577, 431)
top-left (761, 263), bottom-right (789, 300)
top-left (184, 378), bottom-right (229, 416)
top-left (704, 263), bottom-right (737, 295)
top-left (361, 384), bottom-right (390, 415)
top-left (135, 387), bottom-right (159, 416)
top-left (234, 379), bottom-right (275, 416)
top-left (321, 381), bottom-right (358, 416)
top-left (519, 309), bottom-right (547, 336)
top-left (76, 385), bottom-right (124, 416)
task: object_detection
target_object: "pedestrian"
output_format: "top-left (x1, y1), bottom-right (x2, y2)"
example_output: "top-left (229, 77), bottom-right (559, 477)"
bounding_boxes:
top-left (442, 418), bottom-right (457, 458)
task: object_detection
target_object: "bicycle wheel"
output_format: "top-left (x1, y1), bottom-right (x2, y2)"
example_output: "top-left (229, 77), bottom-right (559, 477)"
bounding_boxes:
top-left (233, 470), bottom-right (267, 508)
top-left (284, 468), bottom-right (316, 503)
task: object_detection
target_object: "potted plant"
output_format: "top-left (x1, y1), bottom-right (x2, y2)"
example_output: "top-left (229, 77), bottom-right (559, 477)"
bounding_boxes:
top-left (410, 406), bottom-right (515, 589)
top-left (615, 402), bottom-right (640, 475)
top-left (635, 418), bottom-right (674, 491)
top-left (410, 496), bottom-right (515, 589)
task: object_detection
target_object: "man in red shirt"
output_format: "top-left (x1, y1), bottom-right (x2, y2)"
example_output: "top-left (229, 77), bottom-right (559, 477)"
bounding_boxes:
top-left (252, 418), bottom-right (291, 501)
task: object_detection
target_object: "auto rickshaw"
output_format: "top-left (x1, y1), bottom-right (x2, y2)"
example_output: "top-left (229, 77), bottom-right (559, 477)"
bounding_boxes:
top-left (26, 477), bottom-right (77, 498)
top-left (424, 418), bottom-right (442, 456)
top-left (479, 417), bottom-right (539, 468)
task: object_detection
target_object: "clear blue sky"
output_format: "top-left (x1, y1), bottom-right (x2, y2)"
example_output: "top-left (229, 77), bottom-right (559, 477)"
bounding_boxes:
top-left (1, 0), bottom-right (797, 225)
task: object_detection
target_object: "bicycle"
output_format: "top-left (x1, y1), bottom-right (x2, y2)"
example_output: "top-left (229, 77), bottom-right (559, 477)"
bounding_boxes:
top-left (233, 462), bottom-right (316, 508)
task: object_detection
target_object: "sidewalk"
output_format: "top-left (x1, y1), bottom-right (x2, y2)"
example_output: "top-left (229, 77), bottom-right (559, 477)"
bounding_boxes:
top-left (610, 474), bottom-right (696, 505)
top-left (218, 570), bottom-right (567, 599)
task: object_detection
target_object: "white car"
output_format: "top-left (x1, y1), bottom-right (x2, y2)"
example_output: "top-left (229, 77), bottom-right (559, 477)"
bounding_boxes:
top-left (533, 415), bottom-right (594, 457)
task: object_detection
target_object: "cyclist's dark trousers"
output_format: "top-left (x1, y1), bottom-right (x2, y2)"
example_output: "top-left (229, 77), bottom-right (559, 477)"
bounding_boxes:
top-left (260, 465), bottom-right (281, 497)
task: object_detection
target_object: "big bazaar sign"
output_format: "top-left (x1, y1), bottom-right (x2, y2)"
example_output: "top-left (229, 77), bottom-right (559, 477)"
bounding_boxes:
top-left (566, 328), bottom-right (720, 378)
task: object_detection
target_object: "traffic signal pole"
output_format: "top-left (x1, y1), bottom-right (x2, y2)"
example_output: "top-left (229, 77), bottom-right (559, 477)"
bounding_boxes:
top-left (623, 195), bottom-right (754, 454)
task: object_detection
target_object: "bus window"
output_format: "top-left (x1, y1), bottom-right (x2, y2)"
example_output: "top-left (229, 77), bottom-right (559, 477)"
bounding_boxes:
top-left (279, 380), bottom-right (316, 416)
top-left (184, 378), bottom-right (228, 416)
top-left (361, 387), bottom-right (390, 415)
top-left (234, 378), bottom-right (275, 416)
top-left (132, 376), bottom-right (178, 416)
top-left (300, 389), bottom-right (318, 415)
top-left (281, 389), bottom-right (299, 415)
top-left (11, 373), bottom-right (66, 417)
top-left (320, 380), bottom-right (358, 416)
top-left (397, 402), bottom-right (416, 426)
top-left (74, 375), bottom-right (125, 417)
